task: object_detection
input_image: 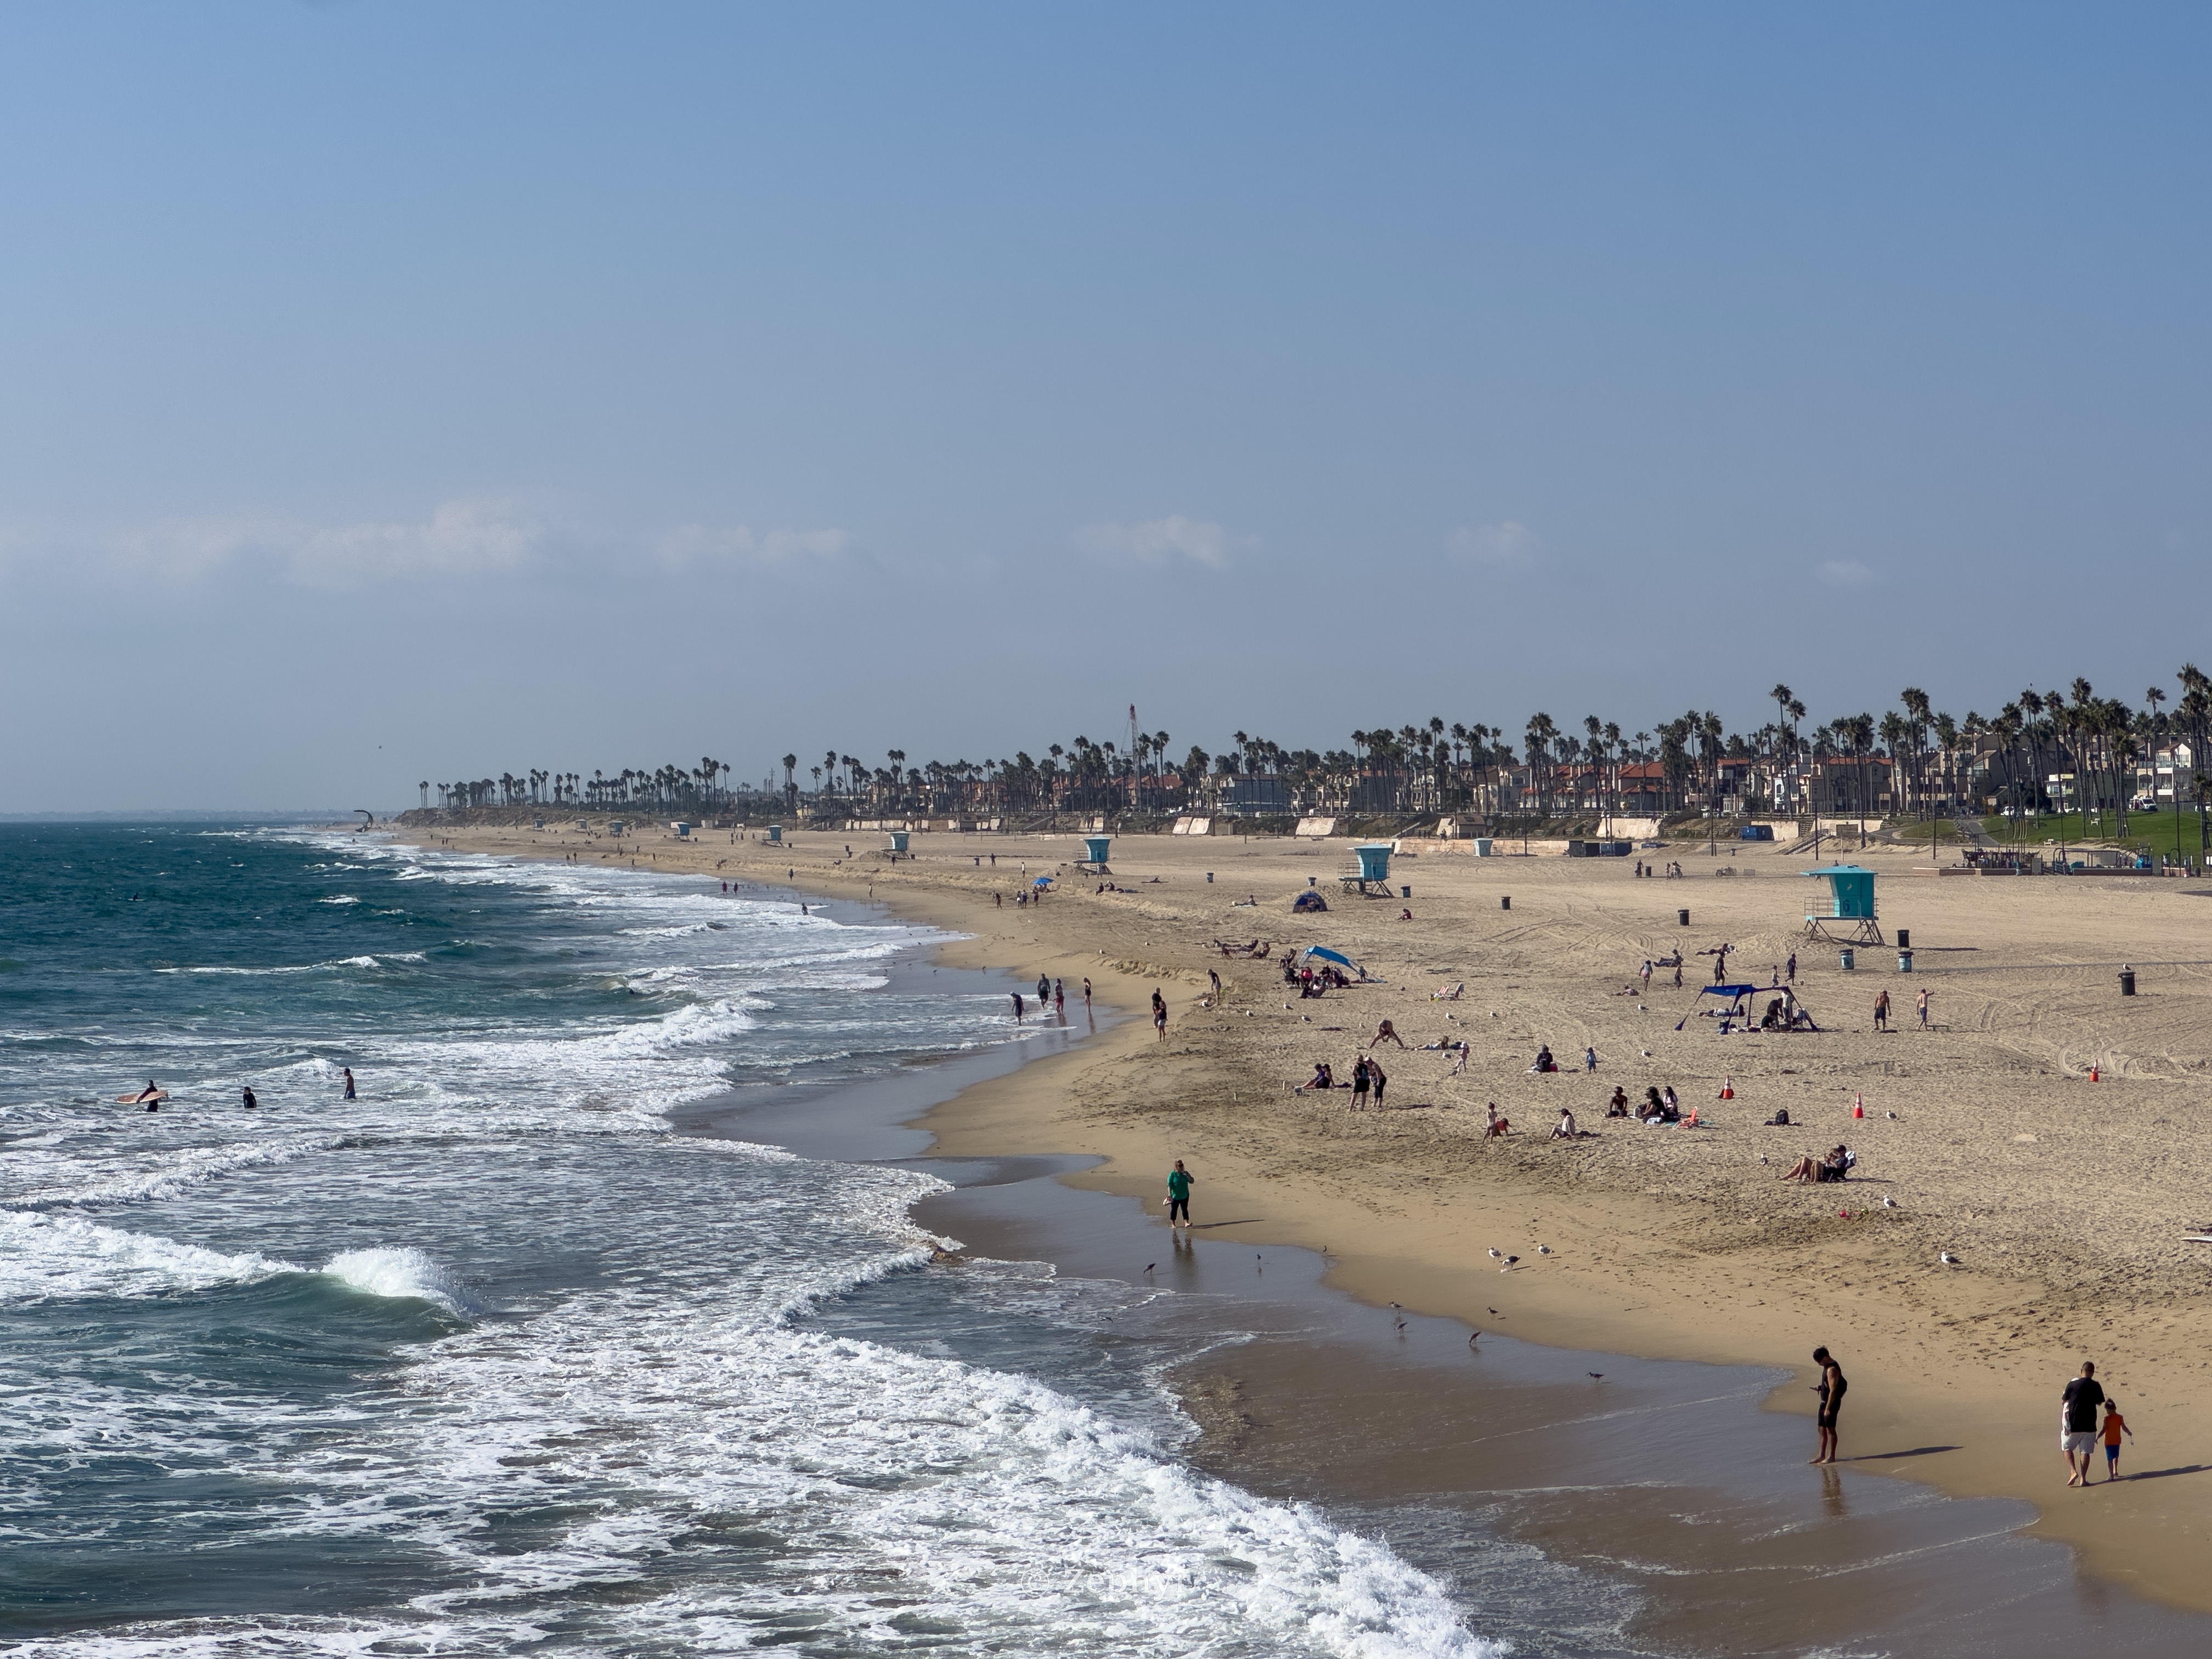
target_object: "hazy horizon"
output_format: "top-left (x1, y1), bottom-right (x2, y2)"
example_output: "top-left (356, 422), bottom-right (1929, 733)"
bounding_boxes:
top-left (5, 4), bottom-right (2207, 812)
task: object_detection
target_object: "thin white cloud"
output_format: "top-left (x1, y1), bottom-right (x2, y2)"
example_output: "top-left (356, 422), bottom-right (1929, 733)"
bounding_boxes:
top-left (1818, 559), bottom-right (1876, 588)
top-left (5, 498), bottom-right (545, 587)
top-left (657, 524), bottom-right (851, 569)
top-left (1075, 516), bottom-right (1236, 568)
top-left (1447, 521), bottom-right (1542, 565)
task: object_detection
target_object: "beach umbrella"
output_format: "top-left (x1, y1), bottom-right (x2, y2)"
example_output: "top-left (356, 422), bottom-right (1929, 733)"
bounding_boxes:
top-left (1032, 876), bottom-right (1053, 887)
top-left (1301, 946), bottom-right (1357, 968)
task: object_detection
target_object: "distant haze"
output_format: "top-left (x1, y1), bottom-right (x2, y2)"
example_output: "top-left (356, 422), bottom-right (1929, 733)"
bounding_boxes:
top-left (3, 4), bottom-right (2206, 811)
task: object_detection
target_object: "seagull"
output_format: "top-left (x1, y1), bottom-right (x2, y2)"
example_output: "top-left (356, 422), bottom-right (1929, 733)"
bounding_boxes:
top-left (1588, 1372), bottom-right (1606, 1381)
top-left (1390, 1302), bottom-right (1407, 1331)
top-left (1940, 1251), bottom-right (1960, 1265)
top-left (1881, 1195), bottom-right (1898, 1208)
top-left (1537, 1245), bottom-right (1553, 1256)
top-left (1487, 1307), bottom-right (1500, 1317)
top-left (1502, 1255), bottom-right (1520, 1270)
top-left (1488, 1248), bottom-right (1503, 1259)
top-left (1143, 1263), bottom-right (1156, 1275)
top-left (1886, 1110), bottom-right (1898, 1120)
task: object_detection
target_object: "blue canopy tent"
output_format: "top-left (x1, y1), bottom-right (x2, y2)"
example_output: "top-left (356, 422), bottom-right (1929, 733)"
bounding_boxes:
top-left (1676, 983), bottom-right (1821, 1034)
top-left (1297, 945), bottom-right (1375, 982)
top-left (1032, 876), bottom-right (1053, 888)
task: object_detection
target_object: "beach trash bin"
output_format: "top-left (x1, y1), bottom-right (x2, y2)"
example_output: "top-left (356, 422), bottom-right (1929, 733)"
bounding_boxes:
top-left (1206, 871), bottom-right (1214, 883)
top-left (2120, 968), bottom-right (2137, 997)
top-left (1898, 950), bottom-right (1914, 973)
top-left (1401, 884), bottom-right (1412, 899)
top-left (1839, 947), bottom-right (1856, 970)
top-left (1897, 928), bottom-right (1910, 950)
top-left (1501, 896), bottom-right (1510, 910)
top-left (1678, 909), bottom-right (1690, 927)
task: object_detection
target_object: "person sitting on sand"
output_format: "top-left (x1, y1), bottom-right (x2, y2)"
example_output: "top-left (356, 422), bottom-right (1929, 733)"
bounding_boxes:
top-left (1485, 1102), bottom-right (1510, 1138)
top-left (1780, 1145), bottom-right (1851, 1183)
top-left (1432, 983), bottom-right (1464, 1001)
top-left (1637, 1086), bottom-right (1662, 1122)
top-left (1370, 1019), bottom-right (1407, 1050)
top-left (1299, 1061), bottom-right (1336, 1092)
top-left (1606, 1086), bottom-right (1630, 1118)
top-left (1530, 1045), bottom-right (1557, 1074)
top-left (1550, 1107), bottom-right (1579, 1139)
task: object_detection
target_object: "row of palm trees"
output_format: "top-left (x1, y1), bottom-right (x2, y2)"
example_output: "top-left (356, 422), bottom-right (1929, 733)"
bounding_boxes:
top-left (423, 663), bottom-right (2211, 836)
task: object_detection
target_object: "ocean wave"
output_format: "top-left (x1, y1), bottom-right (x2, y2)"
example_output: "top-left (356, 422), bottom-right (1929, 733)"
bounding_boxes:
top-left (320, 1246), bottom-right (479, 1316)
top-left (12, 1135), bottom-right (346, 1209)
top-left (318, 895), bottom-right (361, 906)
top-left (0, 1210), bottom-right (297, 1303)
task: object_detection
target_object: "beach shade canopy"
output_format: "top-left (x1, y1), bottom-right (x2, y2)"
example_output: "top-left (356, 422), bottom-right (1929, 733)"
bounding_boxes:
top-left (1032, 875), bottom-right (1053, 887)
top-left (1675, 983), bottom-right (1820, 1033)
top-left (1291, 889), bottom-right (1329, 912)
top-left (1299, 945), bottom-right (1372, 979)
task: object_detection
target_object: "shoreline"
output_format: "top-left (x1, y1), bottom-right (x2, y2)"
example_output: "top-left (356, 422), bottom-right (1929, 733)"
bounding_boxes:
top-left (381, 817), bottom-right (2212, 1624)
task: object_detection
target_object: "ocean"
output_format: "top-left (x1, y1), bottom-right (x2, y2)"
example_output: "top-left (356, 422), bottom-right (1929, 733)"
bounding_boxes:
top-left (0, 825), bottom-right (1495, 1657)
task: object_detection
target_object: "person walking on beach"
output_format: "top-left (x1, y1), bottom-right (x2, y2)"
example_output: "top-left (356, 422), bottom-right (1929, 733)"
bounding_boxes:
top-left (1152, 988), bottom-right (1167, 1041)
top-left (1012, 992), bottom-right (1025, 1020)
top-left (1673, 961), bottom-right (1683, 988)
top-left (1874, 990), bottom-right (1891, 1031)
top-left (1811, 1347), bottom-right (1847, 1464)
top-left (1450, 1039), bottom-right (1470, 1077)
top-left (1351, 1056), bottom-right (1371, 1109)
top-left (2063, 1362), bottom-right (2106, 1486)
top-left (1368, 1056), bottom-right (1387, 1107)
top-left (1054, 979), bottom-right (1065, 1013)
top-left (1917, 987), bottom-right (1931, 1029)
top-left (1640, 960), bottom-right (1653, 991)
top-left (1787, 952), bottom-right (1798, 984)
top-left (1082, 977), bottom-right (1092, 1008)
top-left (1584, 1046), bottom-right (1598, 1073)
top-left (1166, 1159), bottom-right (1194, 1228)
top-left (2101, 1399), bottom-right (2133, 1481)
top-left (1037, 974), bottom-right (1051, 1007)
top-left (342, 1068), bottom-right (357, 1101)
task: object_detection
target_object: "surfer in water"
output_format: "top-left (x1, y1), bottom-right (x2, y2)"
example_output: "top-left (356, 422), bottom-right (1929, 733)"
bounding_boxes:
top-left (242, 1086), bottom-right (258, 1110)
top-left (342, 1067), bottom-right (357, 1101)
top-left (133, 1081), bottom-right (162, 1110)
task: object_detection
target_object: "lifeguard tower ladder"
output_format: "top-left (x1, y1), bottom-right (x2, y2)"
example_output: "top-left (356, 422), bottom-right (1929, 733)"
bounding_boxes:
top-left (1802, 864), bottom-right (1884, 946)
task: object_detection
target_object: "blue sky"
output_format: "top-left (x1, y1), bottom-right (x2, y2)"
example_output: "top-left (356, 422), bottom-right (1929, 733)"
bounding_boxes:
top-left (3, 3), bottom-right (2208, 808)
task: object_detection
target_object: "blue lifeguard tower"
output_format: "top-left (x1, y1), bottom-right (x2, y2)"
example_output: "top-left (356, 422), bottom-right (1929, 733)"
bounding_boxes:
top-left (1802, 864), bottom-right (1883, 946)
top-left (1340, 843), bottom-right (1393, 895)
top-left (1079, 835), bottom-right (1111, 871)
top-left (765, 824), bottom-right (782, 844)
top-left (888, 830), bottom-right (909, 853)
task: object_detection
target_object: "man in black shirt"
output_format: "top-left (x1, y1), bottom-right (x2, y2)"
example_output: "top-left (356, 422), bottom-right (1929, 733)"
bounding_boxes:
top-left (2062, 1361), bottom-right (2106, 1487)
top-left (1812, 1347), bottom-right (1847, 1465)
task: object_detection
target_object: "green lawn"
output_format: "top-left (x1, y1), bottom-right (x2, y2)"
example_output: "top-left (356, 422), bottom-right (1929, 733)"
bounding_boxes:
top-left (1982, 810), bottom-right (2212, 859)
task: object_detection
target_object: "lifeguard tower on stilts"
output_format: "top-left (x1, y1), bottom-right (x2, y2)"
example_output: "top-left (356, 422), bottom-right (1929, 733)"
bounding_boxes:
top-left (1802, 864), bottom-right (1884, 947)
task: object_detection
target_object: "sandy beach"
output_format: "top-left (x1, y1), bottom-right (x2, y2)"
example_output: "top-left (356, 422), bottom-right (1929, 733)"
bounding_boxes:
top-left (394, 815), bottom-right (2212, 1615)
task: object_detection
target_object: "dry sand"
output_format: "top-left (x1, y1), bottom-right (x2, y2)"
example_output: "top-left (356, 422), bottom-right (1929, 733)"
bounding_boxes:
top-left (396, 817), bottom-right (2212, 1611)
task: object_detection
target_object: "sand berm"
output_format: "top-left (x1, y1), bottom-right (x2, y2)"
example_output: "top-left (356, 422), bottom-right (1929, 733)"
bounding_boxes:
top-left (398, 817), bottom-right (2212, 1610)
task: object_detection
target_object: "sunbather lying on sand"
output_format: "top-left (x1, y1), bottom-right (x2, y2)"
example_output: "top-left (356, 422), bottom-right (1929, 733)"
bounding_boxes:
top-left (1432, 983), bottom-right (1464, 1001)
top-left (1780, 1146), bottom-right (1851, 1183)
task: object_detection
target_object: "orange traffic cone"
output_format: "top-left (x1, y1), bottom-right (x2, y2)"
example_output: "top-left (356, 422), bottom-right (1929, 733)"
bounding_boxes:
top-left (2090, 1065), bottom-right (2100, 1082)
top-left (1719, 1075), bottom-right (1735, 1100)
top-left (1853, 1092), bottom-right (1865, 1119)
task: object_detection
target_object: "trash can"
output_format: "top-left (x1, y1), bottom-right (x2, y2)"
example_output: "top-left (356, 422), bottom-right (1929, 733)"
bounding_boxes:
top-left (1501, 896), bottom-right (1510, 910)
top-left (1678, 909), bottom-right (1690, 927)
top-left (1897, 928), bottom-right (1910, 950)
top-left (2120, 968), bottom-right (2137, 997)
top-left (1401, 885), bottom-right (1412, 899)
top-left (1898, 950), bottom-right (1914, 973)
top-left (1205, 871), bottom-right (1214, 883)
top-left (1839, 948), bottom-right (1856, 970)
